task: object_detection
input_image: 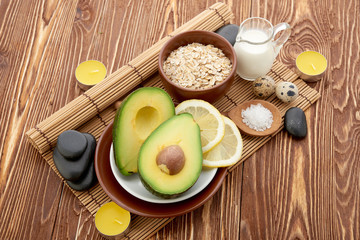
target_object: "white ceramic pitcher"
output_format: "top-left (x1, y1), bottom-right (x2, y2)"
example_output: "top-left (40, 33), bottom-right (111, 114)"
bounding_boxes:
top-left (234, 17), bottom-right (291, 80)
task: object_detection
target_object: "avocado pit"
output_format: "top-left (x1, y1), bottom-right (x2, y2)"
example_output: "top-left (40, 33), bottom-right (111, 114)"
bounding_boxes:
top-left (156, 145), bottom-right (185, 175)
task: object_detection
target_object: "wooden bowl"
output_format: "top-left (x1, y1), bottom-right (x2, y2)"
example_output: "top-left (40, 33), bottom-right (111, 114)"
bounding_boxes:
top-left (158, 30), bottom-right (237, 103)
top-left (94, 121), bottom-right (228, 218)
top-left (228, 100), bottom-right (282, 137)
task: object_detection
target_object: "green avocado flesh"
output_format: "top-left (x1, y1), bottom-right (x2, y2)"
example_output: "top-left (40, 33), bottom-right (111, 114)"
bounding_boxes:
top-left (138, 113), bottom-right (203, 198)
top-left (113, 87), bottom-right (175, 176)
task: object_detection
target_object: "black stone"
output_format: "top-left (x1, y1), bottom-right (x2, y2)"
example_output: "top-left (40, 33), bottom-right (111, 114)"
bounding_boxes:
top-left (215, 24), bottom-right (239, 45)
top-left (66, 161), bottom-right (97, 191)
top-left (53, 133), bottom-right (96, 181)
top-left (57, 130), bottom-right (87, 159)
top-left (284, 107), bottom-right (307, 138)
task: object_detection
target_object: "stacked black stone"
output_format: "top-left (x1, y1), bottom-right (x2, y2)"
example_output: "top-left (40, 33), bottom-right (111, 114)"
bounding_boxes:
top-left (53, 130), bottom-right (97, 191)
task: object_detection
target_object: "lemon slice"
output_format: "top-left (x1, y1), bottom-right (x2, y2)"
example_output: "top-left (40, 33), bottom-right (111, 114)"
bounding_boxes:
top-left (203, 116), bottom-right (243, 167)
top-left (175, 100), bottom-right (225, 153)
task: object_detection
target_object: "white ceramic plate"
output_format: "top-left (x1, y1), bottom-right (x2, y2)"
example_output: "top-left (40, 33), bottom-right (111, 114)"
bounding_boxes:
top-left (109, 144), bottom-right (217, 204)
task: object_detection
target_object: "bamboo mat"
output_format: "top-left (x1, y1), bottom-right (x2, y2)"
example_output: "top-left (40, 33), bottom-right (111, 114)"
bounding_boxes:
top-left (37, 61), bottom-right (320, 240)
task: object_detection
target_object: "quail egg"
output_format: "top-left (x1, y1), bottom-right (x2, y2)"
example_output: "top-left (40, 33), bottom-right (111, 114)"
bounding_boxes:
top-left (252, 76), bottom-right (276, 98)
top-left (276, 82), bottom-right (299, 103)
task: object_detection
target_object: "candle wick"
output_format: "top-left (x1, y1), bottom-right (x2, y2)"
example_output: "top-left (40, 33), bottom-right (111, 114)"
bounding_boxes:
top-left (90, 70), bottom-right (100, 74)
top-left (311, 63), bottom-right (316, 71)
top-left (114, 219), bottom-right (123, 225)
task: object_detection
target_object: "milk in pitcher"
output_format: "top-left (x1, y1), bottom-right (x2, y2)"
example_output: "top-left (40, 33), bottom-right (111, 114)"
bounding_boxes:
top-left (234, 17), bottom-right (291, 80)
top-left (234, 29), bottom-right (275, 80)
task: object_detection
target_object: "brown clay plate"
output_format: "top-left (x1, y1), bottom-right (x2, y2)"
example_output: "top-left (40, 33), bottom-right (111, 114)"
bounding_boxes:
top-left (228, 100), bottom-right (282, 137)
top-left (94, 121), bottom-right (227, 218)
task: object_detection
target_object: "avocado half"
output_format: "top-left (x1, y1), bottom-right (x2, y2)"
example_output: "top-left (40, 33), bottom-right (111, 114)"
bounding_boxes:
top-left (138, 113), bottom-right (203, 199)
top-left (112, 87), bottom-right (175, 176)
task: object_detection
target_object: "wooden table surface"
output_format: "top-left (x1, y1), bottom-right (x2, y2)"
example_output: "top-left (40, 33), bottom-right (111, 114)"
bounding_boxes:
top-left (1, 0), bottom-right (359, 239)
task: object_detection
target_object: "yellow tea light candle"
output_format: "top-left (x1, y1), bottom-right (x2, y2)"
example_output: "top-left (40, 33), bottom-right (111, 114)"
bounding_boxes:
top-left (75, 60), bottom-right (107, 90)
top-left (95, 202), bottom-right (131, 239)
top-left (296, 51), bottom-right (327, 82)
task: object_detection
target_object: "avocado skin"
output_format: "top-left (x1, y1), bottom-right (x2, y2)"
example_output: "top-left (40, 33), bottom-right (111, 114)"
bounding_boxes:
top-left (112, 87), bottom-right (175, 176)
top-left (139, 174), bottom-right (185, 199)
top-left (112, 94), bottom-right (133, 176)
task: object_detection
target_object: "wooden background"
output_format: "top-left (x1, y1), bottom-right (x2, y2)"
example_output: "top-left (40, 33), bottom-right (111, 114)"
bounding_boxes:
top-left (1, 0), bottom-right (359, 239)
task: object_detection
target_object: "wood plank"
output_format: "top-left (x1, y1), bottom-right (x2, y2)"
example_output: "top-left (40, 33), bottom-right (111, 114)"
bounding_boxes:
top-left (240, 0), bottom-right (360, 239)
top-left (1, 0), bottom-right (358, 239)
top-left (328, 0), bottom-right (360, 237)
top-left (0, 0), bottom-right (78, 239)
top-left (51, 186), bottom-right (101, 240)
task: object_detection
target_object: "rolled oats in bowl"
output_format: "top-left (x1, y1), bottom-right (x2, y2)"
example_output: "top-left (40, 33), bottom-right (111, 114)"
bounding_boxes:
top-left (163, 43), bottom-right (232, 90)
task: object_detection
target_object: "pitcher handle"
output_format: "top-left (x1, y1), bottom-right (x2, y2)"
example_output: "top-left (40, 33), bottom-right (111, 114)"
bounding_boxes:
top-left (273, 22), bottom-right (291, 56)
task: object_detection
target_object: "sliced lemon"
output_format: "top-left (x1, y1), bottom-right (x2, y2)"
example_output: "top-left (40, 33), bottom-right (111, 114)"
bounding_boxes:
top-left (203, 116), bottom-right (243, 167)
top-left (175, 99), bottom-right (225, 153)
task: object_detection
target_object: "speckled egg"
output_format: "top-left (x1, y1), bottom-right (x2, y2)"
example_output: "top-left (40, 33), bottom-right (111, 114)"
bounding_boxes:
top-left (276, 82), bottom-right (299, 103)
top-left (252, 76), bottom-right (276, 98)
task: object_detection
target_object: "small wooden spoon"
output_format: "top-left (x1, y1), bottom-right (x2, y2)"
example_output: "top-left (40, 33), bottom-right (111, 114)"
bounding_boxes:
top-left (228, 100), bottom-right (282, 137)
